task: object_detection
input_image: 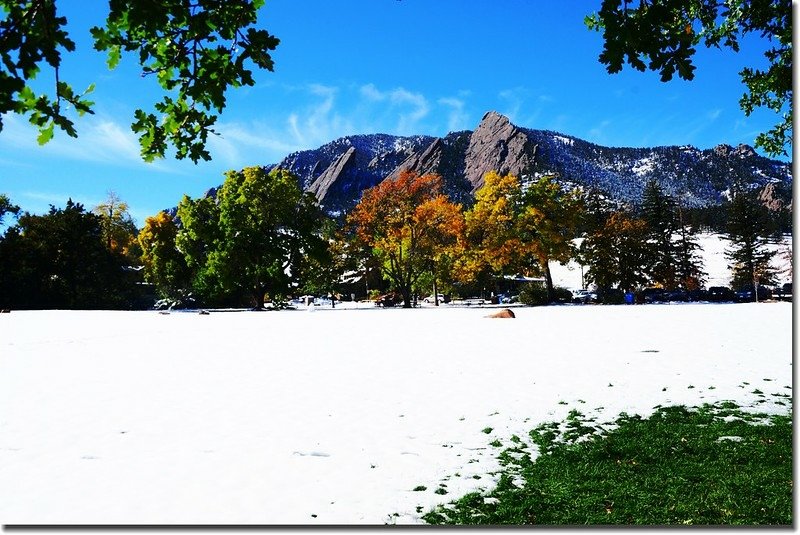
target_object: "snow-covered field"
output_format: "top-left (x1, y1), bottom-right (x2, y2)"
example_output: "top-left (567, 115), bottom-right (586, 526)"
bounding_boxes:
top-left (0, 301), bottom-right (792, 525)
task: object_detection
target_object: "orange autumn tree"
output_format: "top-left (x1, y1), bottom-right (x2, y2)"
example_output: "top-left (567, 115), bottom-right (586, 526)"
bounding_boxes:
top-left (347, 171), bottom-right (464, 308)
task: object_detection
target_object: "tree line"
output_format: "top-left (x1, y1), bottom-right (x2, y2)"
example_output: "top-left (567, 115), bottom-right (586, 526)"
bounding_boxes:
top-left (0, 167), bottom-right (788, 310)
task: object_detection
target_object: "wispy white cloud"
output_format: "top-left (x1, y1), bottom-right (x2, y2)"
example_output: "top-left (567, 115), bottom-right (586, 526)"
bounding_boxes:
top-left (283, 84), bottom-right (360, 148)
top-left (438, 97), bottom-right (469, 132)
top-left (588, 119), bottom-right (612, 143)
top-left (498, 88), bottom-right (529, 123)
top-left (208, 122), bottom-right (303, 167)
top-left (0, 114), bottom-right (174, 171)
top-left (678, 108), bottom-right (725, 144)
top-left (358, 84), bottom-right (430, 134)
top-left (17, 190), bottom-right (105, 212)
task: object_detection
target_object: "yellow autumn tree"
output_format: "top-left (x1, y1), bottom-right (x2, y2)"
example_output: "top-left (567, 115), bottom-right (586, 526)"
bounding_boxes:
top-left (457, 171), bottom-right (535, 289)
top-left (92, 191), bottom-right (138, 259)
top-left (459, 171), bottom-right (583, 302)
top-left (138, 211), bottom-right (191, 298)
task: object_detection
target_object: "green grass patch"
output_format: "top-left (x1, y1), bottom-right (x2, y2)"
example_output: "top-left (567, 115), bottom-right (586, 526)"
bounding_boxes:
top-left (423, 403), bottom-right (791, 525)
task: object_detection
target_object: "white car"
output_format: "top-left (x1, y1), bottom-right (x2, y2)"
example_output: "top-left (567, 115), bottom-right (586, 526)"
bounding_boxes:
top-left (423, 293), bottom-right (446, 304)
top-left (571, 289), bottom-right (596, 304)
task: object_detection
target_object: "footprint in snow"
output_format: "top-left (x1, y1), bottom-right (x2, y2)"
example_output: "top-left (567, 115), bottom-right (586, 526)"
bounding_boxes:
top-left (293, 451), bottom-right (330, 457)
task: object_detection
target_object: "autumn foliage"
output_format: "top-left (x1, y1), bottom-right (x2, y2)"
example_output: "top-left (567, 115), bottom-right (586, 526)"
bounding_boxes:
top-left (347, 171), bottom-right (464, 307)
top-left (459, 171), bottom-right (583, 302)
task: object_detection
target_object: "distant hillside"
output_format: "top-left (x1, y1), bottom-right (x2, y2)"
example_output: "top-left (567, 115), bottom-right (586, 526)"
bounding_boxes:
top-left (185, 111), bottom-right (793, 216)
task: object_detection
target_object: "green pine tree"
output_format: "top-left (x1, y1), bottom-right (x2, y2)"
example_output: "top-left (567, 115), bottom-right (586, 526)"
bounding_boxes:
top-left (725, 186), bottom-right (775, 289)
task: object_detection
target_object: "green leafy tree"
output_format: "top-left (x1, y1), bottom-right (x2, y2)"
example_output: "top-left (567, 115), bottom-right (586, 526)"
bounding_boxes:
top-left (175, 193), bottom-right (225, 303)
top-left (587, 0), bottom-right (791, 156)
top-left (180, 167), bottom-right (328, 309)
top-left (518, 174), bottom-right (583, 302)
top-left (0, 193), bottom-right (20, 225)
top-left (725, 185), bottom-right (774, 288)
top-left (1, 0), bottom-right (279, 162)
top-left (294, 218), bottom-right (342, 300)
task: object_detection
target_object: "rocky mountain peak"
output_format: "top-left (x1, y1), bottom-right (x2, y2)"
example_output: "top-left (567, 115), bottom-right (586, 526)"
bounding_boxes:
top-left (307, 146), bottom-right (357, 203)
top-left (464, 111), bottom-right (537, 191)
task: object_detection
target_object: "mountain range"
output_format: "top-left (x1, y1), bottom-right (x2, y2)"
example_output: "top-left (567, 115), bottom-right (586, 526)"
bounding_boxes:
top-left (208, 111), bottom-right (793, 215)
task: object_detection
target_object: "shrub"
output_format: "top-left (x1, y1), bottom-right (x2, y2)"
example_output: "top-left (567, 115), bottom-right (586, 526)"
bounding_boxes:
top-left (519, 285), bottom-right (572, 306)
top-left (599, 288), bottom-right (625, 304)
top-left (519, 284), bottom-right (548, 306)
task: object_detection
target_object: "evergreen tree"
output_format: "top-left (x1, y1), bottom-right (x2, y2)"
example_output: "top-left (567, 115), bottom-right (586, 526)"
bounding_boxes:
top-left (639, 181), bottom-right (706, 290)
top-left (726, 186), bottom-right (775, 288)
top-left (640, 180), bottom-right (678, 288)
top-left (0, 200), bottom-right (138, 309)
top-left (674, 199), bottom-right (706, 290)
top-left (0, 194), bottom-right (19, 225)
top-left (580, 210), bottom-right (650, 293)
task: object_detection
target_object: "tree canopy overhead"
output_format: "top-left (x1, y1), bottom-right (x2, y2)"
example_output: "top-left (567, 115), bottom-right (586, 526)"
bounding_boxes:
top-left (0, 0), bottom-right (278, 162)
top-left (586, 0), bottom-right (792, 157)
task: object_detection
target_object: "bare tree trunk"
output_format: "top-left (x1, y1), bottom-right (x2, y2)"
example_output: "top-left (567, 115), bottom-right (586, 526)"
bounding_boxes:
top-left (252, 286), bottom-right (265, 310)
top-left (432, 261), bottom-right (439, 306)
top-left (544, 261), bottom-right (554, 303)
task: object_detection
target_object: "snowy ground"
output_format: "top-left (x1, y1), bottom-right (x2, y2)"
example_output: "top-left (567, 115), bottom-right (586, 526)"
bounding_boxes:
top-left (0, 301), bottom-right (792, 525)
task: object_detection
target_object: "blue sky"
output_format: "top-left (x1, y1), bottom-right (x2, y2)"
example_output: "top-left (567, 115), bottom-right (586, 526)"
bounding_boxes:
top-left (0, 0), bottom-right (788, 227)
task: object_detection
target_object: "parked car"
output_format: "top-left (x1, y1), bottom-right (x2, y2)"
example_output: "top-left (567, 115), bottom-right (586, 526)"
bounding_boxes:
top-left (774, 282), bottom-right (792, 301)
top-left (642, 287), bottom-right (666, 303)
top-left (735, 285), bottom-right (772, 302)
top-left (707, 286), bottom-right (735, 302)
top-left (422, 293), bottom-right (448, 304)
top-left (687, 288), bottom-right (708, 302)
top-left (375, 292), bottom-right (402, 307)
top-left (571, 289), bottom-right (596, 304)
top-left (663, 289), bottom-right (690, 302)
